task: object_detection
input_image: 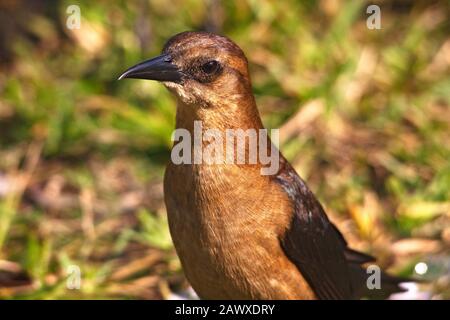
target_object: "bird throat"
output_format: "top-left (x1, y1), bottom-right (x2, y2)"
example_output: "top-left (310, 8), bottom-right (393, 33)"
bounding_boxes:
top-left (172, 99), bottom-right (280, 176)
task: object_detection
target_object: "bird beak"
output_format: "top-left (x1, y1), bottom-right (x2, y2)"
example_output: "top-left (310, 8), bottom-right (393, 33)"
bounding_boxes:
top-left (118, 54), bottom-right (183, 82)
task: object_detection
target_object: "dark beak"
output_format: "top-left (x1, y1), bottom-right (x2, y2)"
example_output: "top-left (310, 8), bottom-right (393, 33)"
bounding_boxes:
top-left (118, 54), bottom-right (183, 82)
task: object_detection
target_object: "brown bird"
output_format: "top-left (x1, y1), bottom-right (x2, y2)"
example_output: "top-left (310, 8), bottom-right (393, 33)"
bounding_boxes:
top-left (119, 31), bottom-right (405, 299)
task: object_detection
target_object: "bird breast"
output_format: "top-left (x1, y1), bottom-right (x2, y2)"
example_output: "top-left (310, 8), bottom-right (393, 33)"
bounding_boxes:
top-left (163, 162), bottom-right (315, 299)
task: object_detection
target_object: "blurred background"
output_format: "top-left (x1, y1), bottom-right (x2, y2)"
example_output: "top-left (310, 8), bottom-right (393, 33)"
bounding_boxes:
top-left (0, 0), bottom-right (448, 299)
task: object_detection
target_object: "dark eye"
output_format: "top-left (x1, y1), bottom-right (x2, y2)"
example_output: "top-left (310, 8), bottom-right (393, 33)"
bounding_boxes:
top-left (201, 60), bottom-right (220, 74)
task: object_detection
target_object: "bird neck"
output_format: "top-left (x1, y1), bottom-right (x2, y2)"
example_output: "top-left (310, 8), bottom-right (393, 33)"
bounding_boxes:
top-left (174, 94), bottom-right (264, 133)
top-left (171, 95), bottom-right (279, 177)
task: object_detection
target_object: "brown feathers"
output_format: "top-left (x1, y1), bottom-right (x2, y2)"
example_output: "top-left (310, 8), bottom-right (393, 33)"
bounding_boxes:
top-left (120, 31), bottom-right (406, 300)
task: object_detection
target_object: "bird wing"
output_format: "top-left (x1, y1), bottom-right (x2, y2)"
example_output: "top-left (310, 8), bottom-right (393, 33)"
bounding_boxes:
top-left (274, 156), bottom-right (359, 299)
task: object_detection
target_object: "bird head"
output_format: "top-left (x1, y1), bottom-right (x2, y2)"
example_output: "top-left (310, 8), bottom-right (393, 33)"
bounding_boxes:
top-left (119, 31), bottom-right (252, 108)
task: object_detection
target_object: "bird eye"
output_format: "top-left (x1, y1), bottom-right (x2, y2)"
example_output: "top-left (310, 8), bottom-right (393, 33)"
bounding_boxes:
top-left (201, 60), bottom-right (220, 74)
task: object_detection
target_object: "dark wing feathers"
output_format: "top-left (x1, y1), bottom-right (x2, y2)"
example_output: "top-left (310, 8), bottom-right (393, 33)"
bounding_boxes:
top-left (275, 156), bottom-right (364, 299)
top-left (274, 155), bottom-right (408, 299)
top-left (344, 247), bottom-right (376, 265)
